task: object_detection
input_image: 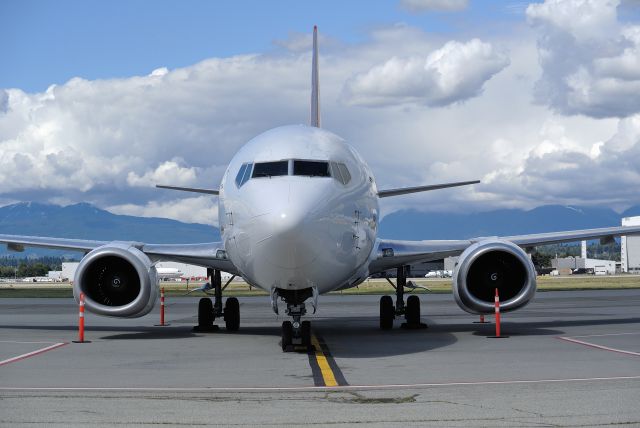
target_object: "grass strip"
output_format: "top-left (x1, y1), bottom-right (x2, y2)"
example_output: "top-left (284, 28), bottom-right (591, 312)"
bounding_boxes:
top-left (1, 276), bottom-right (639, 298)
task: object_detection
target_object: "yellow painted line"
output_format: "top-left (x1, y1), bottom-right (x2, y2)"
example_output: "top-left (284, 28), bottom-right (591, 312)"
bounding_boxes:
top-left (310, 334), bottom-right (338, 387)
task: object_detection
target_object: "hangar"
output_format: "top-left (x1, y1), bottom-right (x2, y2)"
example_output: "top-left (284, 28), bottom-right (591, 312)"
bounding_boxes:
top-left (622, 216), bottom-right (640, 273)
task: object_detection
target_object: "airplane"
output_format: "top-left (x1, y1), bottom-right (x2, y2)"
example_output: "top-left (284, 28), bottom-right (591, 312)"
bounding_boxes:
top-left (425, 270), bottom-right (452, 278)
top-left (156, 267), bottom-right (183, 280)
top-left (2, 26), bottom-right (640, 352)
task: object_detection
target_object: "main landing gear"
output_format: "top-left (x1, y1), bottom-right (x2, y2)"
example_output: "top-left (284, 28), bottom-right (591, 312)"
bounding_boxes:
top-left (380, 266), bottom-right (427, 330)
top-left (195, 268), bottom-right (240, 332)
top-left (275, 289), bottom-right (313, 352)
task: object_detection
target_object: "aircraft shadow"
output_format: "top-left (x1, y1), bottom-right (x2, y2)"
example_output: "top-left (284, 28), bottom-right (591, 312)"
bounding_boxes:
top-left (1, 316), bottom-right (638, 354)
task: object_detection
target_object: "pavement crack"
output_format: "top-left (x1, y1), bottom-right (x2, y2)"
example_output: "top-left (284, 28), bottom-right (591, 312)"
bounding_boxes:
top-left (324, 391), bottom-right (418, 404)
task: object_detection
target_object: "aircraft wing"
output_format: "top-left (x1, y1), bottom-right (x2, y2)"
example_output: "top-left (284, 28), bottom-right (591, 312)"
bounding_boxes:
top-left (0, 234), bottom-right (237, 273)
top-left (141, 242), bottom-right (238, 274)
top-left (369, 225), bottom-right (640, 274)
top-left (0, 234), bottom-right (105, 252)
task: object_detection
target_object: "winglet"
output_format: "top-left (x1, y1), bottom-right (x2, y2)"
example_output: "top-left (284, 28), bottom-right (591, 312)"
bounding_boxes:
top-left (310, 25), bottom-right (321, 128)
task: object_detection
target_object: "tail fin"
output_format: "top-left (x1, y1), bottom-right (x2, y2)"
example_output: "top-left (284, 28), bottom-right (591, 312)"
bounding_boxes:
top-left (310, 25), bottom-right (321, 128)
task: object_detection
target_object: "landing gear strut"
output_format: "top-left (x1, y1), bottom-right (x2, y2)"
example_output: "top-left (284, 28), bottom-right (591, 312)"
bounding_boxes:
top-left (195, 268), bottom-right (240, 332)
top-left (379, 266), bottom-right (426, 330)
top-left (275, 289), bottom-right (313, 352)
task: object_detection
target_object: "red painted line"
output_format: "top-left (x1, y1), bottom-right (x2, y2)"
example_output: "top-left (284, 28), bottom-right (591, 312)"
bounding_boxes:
top-left (557, 336), bottom-right (640, 357)
top-left (1, 375), bottom-right (639, 393)
top-left (0, 342), bottom-right (68, 367)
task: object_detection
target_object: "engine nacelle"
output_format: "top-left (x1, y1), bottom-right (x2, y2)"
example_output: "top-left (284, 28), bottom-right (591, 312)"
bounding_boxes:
top-left (452, 239), bottom-right (536, 314)
top-left (73, 244), bottom-right (158, 318)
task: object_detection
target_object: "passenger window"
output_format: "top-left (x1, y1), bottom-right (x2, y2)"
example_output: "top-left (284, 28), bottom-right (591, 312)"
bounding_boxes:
top-left (252, 160), bottom-right (289, 178)
top-left (293, 160), bottom-right (330, 177)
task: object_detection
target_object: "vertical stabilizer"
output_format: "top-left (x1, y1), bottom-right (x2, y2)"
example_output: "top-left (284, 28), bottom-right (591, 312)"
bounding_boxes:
top-left (310, 26), bottom-right (321, 128)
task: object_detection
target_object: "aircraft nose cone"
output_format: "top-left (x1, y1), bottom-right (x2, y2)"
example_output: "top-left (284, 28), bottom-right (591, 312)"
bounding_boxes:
top-left (258, 181), bottom-right (331, 270)
top-left (271, 206), bottom-right (307, 237)
top-left (263, 207), bottom-right (317, 270)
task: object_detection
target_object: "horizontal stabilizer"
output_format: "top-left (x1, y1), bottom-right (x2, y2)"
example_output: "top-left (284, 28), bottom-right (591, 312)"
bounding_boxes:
top-left (377, 180), bottom-right (480, 198)
top-left (156, 185), bottom-right (219, 195)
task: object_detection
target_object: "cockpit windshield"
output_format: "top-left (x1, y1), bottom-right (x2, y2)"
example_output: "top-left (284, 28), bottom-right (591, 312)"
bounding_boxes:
top-left (252, 161), bottom-right (289, 178)
top-left (235, 159), bottom-right (351, 187)
top-left (293, 160), bottom-right (330, 177)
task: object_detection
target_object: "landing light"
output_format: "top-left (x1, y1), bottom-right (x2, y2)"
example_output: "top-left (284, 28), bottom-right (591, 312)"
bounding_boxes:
top-left (215, 250), bottom-right (228, 260)
top-left (382, 248), bottom-right (394, 257)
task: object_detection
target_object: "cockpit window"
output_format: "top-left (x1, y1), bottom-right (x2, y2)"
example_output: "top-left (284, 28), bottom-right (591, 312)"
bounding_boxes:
top-left (235, 162), bottom-right (253, 187)
top-left (293, 160), bottom-right (330, 177)
top-left (330, 162), bottom-right (352, 185)
top-left (236, 159), bottom-right (350, 185)
top-left (252, 160), bottom-right (289, 178)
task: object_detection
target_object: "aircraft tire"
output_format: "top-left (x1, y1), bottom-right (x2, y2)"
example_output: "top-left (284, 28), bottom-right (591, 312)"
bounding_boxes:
top-left (282, 321), bottom-right (293, 351)
top-left (198, 298), bottom-right (214, 327)
top-left (380, 295), bottom-right (394, 330)
top-left (224, 297), bottom-right (240, 331)
top-left (406, 295), bottom-right (420, 325)
top-left (301, 320), bottom-right (311, 348)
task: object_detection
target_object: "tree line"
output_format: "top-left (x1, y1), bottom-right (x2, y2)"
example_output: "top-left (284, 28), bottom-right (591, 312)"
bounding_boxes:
top-left (0, 256), bottom-right (78, 278)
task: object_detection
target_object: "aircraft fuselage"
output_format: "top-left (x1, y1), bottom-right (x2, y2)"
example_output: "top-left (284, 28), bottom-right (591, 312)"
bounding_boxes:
top-left (219, 125), bottom-right (379, 294)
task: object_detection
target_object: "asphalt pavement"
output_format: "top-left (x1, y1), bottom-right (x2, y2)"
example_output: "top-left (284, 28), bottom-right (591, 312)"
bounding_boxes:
top-left (1, 289), bottom-right (639, 426)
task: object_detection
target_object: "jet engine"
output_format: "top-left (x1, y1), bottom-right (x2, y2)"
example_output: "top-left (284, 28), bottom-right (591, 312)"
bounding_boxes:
top-left (73, 244), bottom-right (158, 317)
top-left (452, 239), bottom-right (536, 314)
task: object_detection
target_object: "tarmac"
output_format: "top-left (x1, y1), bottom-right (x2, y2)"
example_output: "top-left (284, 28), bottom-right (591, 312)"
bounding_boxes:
top-left (1, 289), bottom-right (639, 426)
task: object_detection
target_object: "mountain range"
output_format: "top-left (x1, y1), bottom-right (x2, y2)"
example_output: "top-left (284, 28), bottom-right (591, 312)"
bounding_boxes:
top-left (1, 202), bottom-right (639, 257)
top-left (379, 205), bottom-right (640, 240)
top-left (0, 202), bottom-right (219, 257)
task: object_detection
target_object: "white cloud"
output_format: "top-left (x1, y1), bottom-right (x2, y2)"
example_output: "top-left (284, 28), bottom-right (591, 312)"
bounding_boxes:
top-left (342, 39), bottom-right (510, 107)
top-left (477, 114), bottom-right (640, 211)
top-left (0, 90), bottom-right (8, 113)
top-left (108, 196), bottom-right (218, 226)
top-left (2, 18), bottom-right (640, 226)
top-left (399, 0), bottom-right (469, 13)
top-left (527, 0), bottom-right (640, 118)
top-left (149, 67), bottom-right (169, 77)
top-left (127, 160), bottom-right (198, 188)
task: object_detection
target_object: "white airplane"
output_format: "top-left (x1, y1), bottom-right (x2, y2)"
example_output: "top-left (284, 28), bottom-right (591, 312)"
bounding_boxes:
top-left (156, 267), bottom-right (183, 280)
top-left (2, 27), bottom-right (640, 351)
top-left (425, 270), bottom-right (453, 278)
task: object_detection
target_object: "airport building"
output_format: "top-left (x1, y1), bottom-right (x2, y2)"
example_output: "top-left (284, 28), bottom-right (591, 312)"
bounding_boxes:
top-left (55, 261), bottom-right (209, 282)
top-left (622, 216), bottom-right (640, 273)
top-left (551, 256), bottom-right (616, 275)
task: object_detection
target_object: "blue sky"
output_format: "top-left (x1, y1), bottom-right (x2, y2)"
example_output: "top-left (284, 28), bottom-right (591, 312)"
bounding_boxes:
top-left (1, 0), bottom-right (640, 225)
top-left (3, 0), bottom-right (533, 92)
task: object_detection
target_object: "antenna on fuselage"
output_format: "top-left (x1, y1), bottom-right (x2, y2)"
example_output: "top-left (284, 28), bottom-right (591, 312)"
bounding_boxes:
top-left (310, 25), bottom-right (321, 128)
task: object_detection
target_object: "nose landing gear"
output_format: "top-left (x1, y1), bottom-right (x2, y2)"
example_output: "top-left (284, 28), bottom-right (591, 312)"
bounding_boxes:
top-left (195, 268), bottom-right (240, 332)
top-left (275, 289), bottom-right (313, 352)
top-left (380, 266), bottom-right (427, 330)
